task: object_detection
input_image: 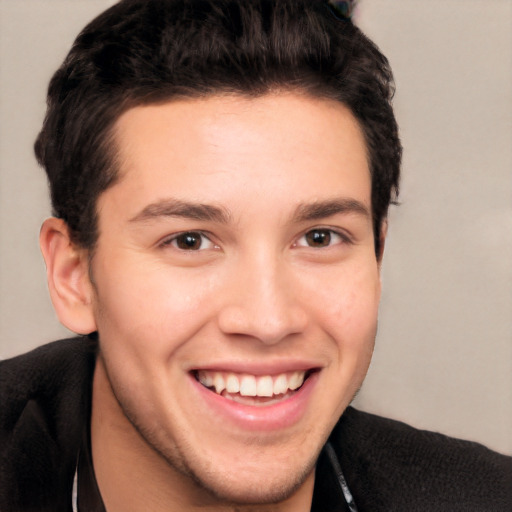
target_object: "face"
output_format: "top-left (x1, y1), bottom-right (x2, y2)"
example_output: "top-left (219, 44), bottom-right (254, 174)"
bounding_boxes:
top-left (88, 93), bottom-right (382, 506)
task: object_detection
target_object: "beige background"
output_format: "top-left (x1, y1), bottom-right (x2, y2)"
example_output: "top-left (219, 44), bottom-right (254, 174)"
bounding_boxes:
top-left (1, 0), bottom-right (511, 454)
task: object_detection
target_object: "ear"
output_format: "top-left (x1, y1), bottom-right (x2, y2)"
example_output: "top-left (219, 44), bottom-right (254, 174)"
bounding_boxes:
top-left (40, 218), bottom-right (97, 334)
top-left (377, 219), bottom-right (388, 269)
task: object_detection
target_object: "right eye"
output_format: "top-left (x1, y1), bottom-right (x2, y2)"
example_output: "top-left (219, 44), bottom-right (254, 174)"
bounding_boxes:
top-left (161, 231), bottom-right (217, 251)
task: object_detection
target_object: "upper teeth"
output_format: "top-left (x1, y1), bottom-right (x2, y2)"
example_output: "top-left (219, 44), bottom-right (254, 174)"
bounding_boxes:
top-left (197, 370), bottom-right (306, 397)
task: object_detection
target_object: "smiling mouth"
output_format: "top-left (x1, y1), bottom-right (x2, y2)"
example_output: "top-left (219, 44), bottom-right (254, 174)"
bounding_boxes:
top-left (193, 369), bottom-right (315, 406)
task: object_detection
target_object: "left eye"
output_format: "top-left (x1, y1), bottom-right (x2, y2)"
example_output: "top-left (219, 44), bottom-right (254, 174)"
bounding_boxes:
top-left (163, 231), bottom-right (216, 251)
top-left (296, 229), bottom-right (345, 248)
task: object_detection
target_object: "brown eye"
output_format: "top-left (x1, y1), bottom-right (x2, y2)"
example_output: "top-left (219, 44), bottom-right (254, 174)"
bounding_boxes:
top-left (304, 229), bottom-right (332, 247)
top-left (161, 231), bottom-right (218, 253)
top-left (174, 232), bottom-right (204, 250)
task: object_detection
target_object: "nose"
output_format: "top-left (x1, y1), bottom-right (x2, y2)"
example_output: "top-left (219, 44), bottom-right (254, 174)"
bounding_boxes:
top-left (217, 255), bottom-right (308, 345)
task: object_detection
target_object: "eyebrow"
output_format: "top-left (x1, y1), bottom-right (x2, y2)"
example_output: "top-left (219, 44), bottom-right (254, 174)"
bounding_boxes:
top-left (293, 198), bottom-right (370, 223)
top-left (129, 199), bottom-right (231, 224)
top-left (129, 197), bottom-right (369, 225)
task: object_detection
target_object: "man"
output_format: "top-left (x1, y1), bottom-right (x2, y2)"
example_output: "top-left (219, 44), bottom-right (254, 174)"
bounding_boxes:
top-left (0, 0), bottom-right (510, 511)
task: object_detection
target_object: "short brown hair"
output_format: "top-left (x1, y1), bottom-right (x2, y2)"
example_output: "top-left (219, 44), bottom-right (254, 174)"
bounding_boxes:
top-left (35, 0), bottom-right (401, 254)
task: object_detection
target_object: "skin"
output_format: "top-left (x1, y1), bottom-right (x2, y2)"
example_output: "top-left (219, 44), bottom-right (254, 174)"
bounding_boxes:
top-left (41, 93), bottom-right (384, 511)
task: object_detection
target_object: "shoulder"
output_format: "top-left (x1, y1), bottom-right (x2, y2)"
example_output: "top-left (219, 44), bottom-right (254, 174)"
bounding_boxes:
top-left (330, 407), bottom-right (512, 512)
top-left (0, 336), bottom-right (96, 440)
top-left (0, 337), bottom-right (96, 511)
top-left (1, 337), bottom-right (96, 417)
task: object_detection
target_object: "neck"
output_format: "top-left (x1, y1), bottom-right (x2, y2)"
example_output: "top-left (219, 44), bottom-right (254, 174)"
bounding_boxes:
top-left (90, 357), bottom-right (315, 512)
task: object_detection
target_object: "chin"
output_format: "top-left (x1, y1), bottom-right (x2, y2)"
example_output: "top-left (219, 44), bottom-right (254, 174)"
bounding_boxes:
top-left (177, 454), bottom-right (317, 507)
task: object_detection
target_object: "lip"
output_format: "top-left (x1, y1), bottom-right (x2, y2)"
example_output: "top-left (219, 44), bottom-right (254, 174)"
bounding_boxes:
top-left (189, 369), bottom-right (319, 432)
top-left (187, 359), bottom-right (321, 375)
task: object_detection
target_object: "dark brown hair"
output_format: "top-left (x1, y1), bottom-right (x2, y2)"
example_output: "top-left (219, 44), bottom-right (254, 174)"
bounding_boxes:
top-left (35, 0), bottom-right (401, 254)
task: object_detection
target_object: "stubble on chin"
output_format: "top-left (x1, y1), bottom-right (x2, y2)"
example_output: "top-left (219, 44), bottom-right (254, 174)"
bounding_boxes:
top-left (123, 401), bottom-right (319, 508)
top-left (111, 384), bottom-right (318, 507)
top-left (97, 349), bottom-right (324, 509)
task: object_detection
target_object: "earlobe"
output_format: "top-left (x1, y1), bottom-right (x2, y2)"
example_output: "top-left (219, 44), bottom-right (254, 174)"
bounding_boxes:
top-left (39, 218), bottom-right (97, 334)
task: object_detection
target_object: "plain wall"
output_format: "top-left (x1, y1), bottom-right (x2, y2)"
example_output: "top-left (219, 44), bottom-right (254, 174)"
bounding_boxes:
top-left (1, 0), bottom-right (511, 454)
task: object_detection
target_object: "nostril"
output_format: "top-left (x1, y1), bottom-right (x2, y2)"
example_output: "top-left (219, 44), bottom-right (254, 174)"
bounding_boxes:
top-left (217, 304), bottom-right (308, 346)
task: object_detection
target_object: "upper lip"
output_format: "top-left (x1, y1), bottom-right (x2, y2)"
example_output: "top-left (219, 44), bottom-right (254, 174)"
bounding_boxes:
top-left (187, 360), bottom-right (323, 376)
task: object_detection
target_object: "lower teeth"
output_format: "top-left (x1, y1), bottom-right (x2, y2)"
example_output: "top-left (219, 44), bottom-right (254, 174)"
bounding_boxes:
top-left (220, 390), bottom-right (293, 406)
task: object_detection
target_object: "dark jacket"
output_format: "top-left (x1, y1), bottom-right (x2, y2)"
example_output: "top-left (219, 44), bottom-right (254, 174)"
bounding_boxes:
top-left (1, 338), bottom-right (511, 511)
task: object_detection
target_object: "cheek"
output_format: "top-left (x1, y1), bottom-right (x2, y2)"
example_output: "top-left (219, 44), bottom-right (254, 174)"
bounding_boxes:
top-left (305, 262), bottom-right (381, 352)
top-left (91, 259), bottom-right (219, 357)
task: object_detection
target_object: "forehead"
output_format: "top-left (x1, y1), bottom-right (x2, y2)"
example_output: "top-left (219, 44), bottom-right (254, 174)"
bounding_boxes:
top-left (105, 93), bottom-right (371, 219)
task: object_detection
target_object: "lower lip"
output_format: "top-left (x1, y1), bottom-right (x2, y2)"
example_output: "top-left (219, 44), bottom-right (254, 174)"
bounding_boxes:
top-left (190, 372), bottom-right (319, 432)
